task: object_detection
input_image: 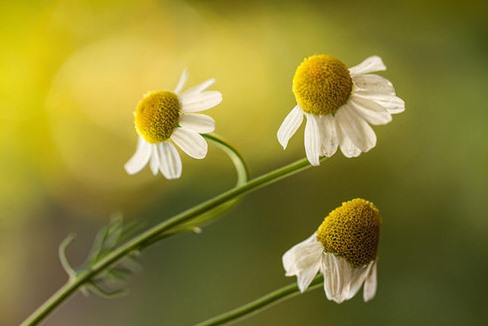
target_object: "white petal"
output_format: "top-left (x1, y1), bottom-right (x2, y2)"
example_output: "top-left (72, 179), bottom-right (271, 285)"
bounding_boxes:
top-left (349, 56), bottom-right (386, 76)
top-left (158, 142), bottom-right (182, 179)
top-left (322, 253), bottom-right (343, 302)
top-left (349, 96), bottom-right (392, 125)
top-left (322, 254), bottom-right (370, 303)
top-left (180, 91), bottom-right (222, 112)
top-left (149, 144), bottom-right (160, 175)
top-left (180, 78), bottom-right (216, 97)
top-left (318, 115), bottom-right (338, 157)
top-left (277, 105), bottom-right (304, 149)
top-left (174, 69), bottom-right (188, 94)
top-left (336, 125), bottom-right (362, 158)
top-left (363, 260), bottom-right (377, 302)
top-left (179, 114), bottom-right (215, 134)
top-left (355, 93), bottom-right (405, 114)
top-left (171, 128), bottom-right (208, 159)
top-left (352, 74), bottom-right (395, 94)
top-left (282, 233), bottom-right (323, 292)
top-left (124, 137), bottom-right (152, 175)
top-left (304, 114), bottom-right (321, 166)
top-left (336, 105), bottom-right (376, 153)
top-left (342, 264), bottom-right (370, 302)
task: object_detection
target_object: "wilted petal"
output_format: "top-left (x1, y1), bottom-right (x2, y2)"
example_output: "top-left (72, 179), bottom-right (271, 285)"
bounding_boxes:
top-left (363, 260), bottom-right (377, 302)
top-left (283, 233), bottom-right (323, 292)
top-left (322, 253), bottom-right (344, 302)
top-left (321, 254), bottom-right (370, 303)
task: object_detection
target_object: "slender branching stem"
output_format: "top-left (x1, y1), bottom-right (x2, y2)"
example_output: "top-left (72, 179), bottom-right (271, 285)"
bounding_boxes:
top-left (21, 137), bottom-right (324, 325)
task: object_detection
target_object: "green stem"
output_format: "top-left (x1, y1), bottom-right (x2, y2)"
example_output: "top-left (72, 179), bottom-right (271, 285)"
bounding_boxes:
top-left (204, 134), bottom-right (249, 187)
top-left (195, 276), bottom-right (324, 326)
top-left (21, 156), bottom-right (324, 326)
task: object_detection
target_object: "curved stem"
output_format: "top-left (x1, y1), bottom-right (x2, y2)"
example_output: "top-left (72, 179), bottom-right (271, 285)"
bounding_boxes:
top-left (195, 276), bottom-right (324, 326)
top-left (204, 134), bottom-right (249, 187)
top-left (21, 156), bottom-right (324, 326)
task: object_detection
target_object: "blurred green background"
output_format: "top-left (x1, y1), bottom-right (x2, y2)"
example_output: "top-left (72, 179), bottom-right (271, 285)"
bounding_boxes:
top-left (2, 0), bottom-right (488, 325)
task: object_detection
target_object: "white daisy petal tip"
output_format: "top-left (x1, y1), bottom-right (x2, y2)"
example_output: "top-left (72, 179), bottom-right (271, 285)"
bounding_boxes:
top-left (124, 137), bottom-right (152, 175)
top-left (277, 105), bottom-right (304, 150)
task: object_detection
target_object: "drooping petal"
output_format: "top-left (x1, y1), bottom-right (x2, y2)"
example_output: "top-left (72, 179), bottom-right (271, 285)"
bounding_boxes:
top-left (322, 253), bottom-right (344, 302)
top-left (174, 69), bottom-right (188, 94)
top-left (363, 260), bottom-right (377, 302)
top-left (352, 74), bottom-right (395, 95)
top-left (282, 233), bottom-right (324, 292)
top-left (277, 105), bottom-right (304, 149)
top-left (335, 105), bottom-right (376, 153)
top-left (336, 122), bottom-right (362, 158)
top-left (180, 91), bottom-right (223, 112)
top-left (349, 56), bottom-right (386, 76)
top-left (179, 114), bottom-right (215, 134)
top-left (318, 114), bottom-right (338, 157)
top-left (149, 144), bottom-right (160, 175)
top-left (321, 254), bottom-right (370, 303)
top-left (180, 78), bottom-right (216, 97)
top-left (349, 96), bottom-right (392, 125)
top-left (304, 114), bottom-right (321, 166)
top-left (158, 142), bottom-right (182, 179)
top-left (124, 137), bottom-right (152, 175)
top-left (171, 128), bottom-right (208, 159)
top-left (355, 93), bottom-right (405, 114)
top-left (341, 263), bottom-right (370, 302)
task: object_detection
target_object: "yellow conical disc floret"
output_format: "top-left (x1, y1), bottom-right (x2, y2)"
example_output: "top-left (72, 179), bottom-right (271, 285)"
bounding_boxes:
top-left (316, 198), bottom-right (381, 267)
top-left (134, 91), bottom-right (181, 143)
top-left (292, 54), bottom-right (353, 116)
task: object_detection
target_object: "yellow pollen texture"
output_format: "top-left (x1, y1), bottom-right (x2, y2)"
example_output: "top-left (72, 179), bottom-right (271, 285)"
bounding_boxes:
top-left (292, 54), bottom-right (353, 116)
top-left (134, 91), bottom-right (181, 143)
top-left (316, 198), bottom-right (381, 268)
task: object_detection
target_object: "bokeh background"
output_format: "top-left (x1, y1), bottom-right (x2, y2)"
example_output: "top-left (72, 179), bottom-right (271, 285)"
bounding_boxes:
top-left (2, 0), bottom-right (488, 325)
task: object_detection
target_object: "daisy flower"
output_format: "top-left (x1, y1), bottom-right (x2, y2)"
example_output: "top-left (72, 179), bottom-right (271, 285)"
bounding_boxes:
top-left (282, 198), bottom-right (381, 303)
top-left (277, 55), bottom-right (405, 165)
top-left (124, 70), bottom-right (222, 179)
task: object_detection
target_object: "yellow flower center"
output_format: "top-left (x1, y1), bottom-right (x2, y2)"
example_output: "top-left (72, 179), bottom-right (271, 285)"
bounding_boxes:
top-left (316, 198), bottom-right (381, 268)
top-left (134, 91), bottom-right (181, 143)
top-left (292, 54), bottom-right (353, 116)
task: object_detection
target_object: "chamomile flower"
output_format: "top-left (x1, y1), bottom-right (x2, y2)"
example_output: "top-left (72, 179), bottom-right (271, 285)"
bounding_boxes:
top-left (277, 55), bottom-right (405, 165)
top-left (282, 198), bottom-right (381, 303)
top-left (124, 70), bottom-right (222, 179)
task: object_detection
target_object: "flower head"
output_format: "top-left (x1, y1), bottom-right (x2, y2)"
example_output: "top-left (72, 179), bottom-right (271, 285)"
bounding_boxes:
top-left (277, 55), bottom-right (405, 165)
top-left (125, 70), bottom-right (222, 179)
top-left (282, 198), bottom-right (381, 303)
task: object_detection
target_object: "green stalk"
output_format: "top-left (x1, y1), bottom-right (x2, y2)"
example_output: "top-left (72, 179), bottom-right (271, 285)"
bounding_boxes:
top-left (195, 276), bottom-right (324, 326)
top-left (21, 155), bottom-right (324, 326)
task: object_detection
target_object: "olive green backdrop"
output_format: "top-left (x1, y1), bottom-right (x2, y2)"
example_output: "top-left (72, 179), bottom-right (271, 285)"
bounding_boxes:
top-left (1, 0), bottom-right (487, 325)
